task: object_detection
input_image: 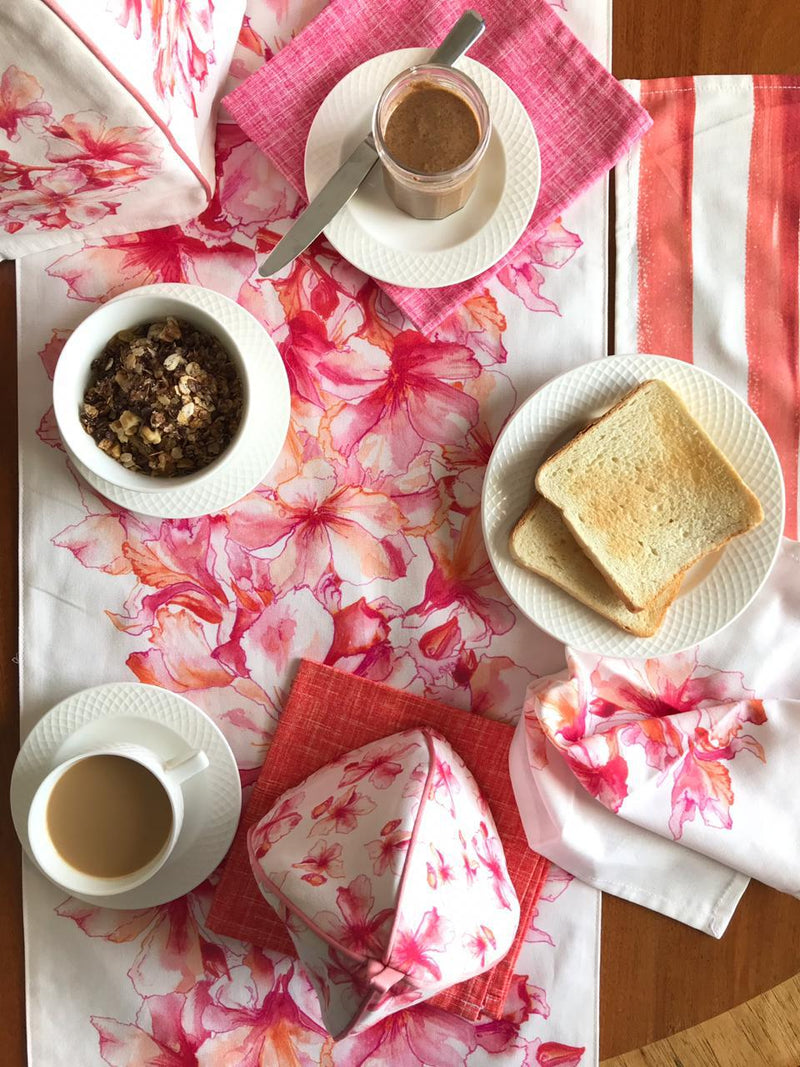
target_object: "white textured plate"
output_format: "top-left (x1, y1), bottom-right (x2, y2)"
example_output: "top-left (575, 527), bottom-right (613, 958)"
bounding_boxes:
top-left (68, 283), bottom-right (290, 519)
top-left (304, 48), bottom-right (540, 288)
top-left (11, 683), bottom-right (241, 908)
top-left (482, 354), bottom-right (785, 657)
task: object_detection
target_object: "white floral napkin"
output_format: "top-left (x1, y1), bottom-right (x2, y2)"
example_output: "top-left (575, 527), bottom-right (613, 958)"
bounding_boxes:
top-left (511, 539), bottom-right (800, 936)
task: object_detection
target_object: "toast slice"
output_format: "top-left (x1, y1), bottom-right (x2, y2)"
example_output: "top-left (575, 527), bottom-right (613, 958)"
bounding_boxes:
top-left (509, 498), bottom-right (679, 637)
top-left (535, 380), bottom-right (763, 611)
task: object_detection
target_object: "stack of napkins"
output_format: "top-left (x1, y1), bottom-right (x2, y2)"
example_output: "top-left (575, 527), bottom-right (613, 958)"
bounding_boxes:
top-left (509, 379), bottom-right (763, 636)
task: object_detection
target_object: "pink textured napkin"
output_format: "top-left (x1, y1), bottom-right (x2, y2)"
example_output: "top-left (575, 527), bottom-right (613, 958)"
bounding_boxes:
top-left (224, 0), bottom-right (652, 333)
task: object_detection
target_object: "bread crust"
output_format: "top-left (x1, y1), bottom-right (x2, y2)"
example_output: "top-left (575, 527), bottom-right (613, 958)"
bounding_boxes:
top-left (534, 379), bottom-right (763, 611)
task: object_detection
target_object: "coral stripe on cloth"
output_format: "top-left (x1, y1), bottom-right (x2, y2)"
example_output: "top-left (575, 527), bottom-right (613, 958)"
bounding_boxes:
top-left (746, 77), bottom-right (800, 540)
top-left (224, 0), bottom-right (651, 333)
top-left (635, 77), bottom-right (696, 363)
top-left (616, 74), bottom-right (800, 538)
top-left (208, 659), bottom-right (549, 1022)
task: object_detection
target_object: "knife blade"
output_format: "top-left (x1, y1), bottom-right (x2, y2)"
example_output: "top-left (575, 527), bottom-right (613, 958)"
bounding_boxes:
top-left (258, 10), bottom-right (485, 278)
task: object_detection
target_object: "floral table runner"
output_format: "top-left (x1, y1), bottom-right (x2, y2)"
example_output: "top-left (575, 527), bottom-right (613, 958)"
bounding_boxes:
top-left (18, 1), bottom-right (609, 1063)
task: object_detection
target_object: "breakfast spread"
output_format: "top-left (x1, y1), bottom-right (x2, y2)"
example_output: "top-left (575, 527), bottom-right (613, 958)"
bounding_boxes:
top-left (79, 317), bottom-right (243, 478)
top-left (374, 63), bottom-right (491, 220)
top-left (510, 379), bottom-right (764, 635)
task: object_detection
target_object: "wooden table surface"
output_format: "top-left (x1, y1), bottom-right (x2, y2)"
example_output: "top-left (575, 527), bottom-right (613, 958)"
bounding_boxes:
top-left (2, 2), bottom-right (800, 1065)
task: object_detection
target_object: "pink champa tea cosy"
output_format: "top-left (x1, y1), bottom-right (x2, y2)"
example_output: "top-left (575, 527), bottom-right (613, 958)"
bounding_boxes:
top-left (248, 727), bottom-right (521, 1039)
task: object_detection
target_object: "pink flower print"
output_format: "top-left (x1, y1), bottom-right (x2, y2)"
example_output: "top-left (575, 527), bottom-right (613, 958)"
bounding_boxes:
top-left (115, 0), bottom-right (144, 35)
top-left (435, 291), bottom-right (508, 366)
top-left (585, 649), bottom-right (755, 719)
top-left (535, 1040), bottom-right (586, 1066)
top-left (2, 166), bottom-right (120, 229)
top-left (503, 975), bottom-right (550, 1023)
top-left (431, 847), bottom-right (455, 885)
top-left (45, 111), bottom-right (161, 171)
top-left (497, 218), bottom-right (582, 315)
top-left (309, 787), bottom-right (376, 837)
top-left (461, 832), bottom-right (479, 885)
top-left (225, 459), bottom-right (411, 593)
top-left (278, 310), bottom-right (338, 408)
top-left (313, 874), bottom-right (394, 957)
top-left (366, 823), bottom-right (412, 876)
top-left (428, 756), bottom-right (460, 816)
top-left (200, 965), bottom-right (332, 1066)
top-left (47, 227), bottom-right (254, 303)
top-left (0, 66), bottom-right (52, 140)
top-left (390, 907), bottom-right (454, 983)
top-left (338, 739), bottom-right (418, 790)
top-left (566, 736), bottom-right (629, 813)
top-left (474, 822), bottom-right (515, 910)
top-left (249, 793), bottom-right (305, 860)
top-left (402, 762), bottom-right (429, 800)
top-left (56, 880), bottom-right (222, 998)
top-left (334, 1002), bottom-right (480, 1066)
top-left (291, 841), bottom-right (345, 887)
top-left (408, 509), bottom-right (515, 644)
top-left (668, 746), bottom-right (734, 839)
top-left (419, 616), bottom-right (462, 661)
top-left (319, 330), bottom-right (481, 472)
top-left (324, 597), bottom-right (395, 666)
top-left (150, 0), bottom-right (215, 117)
top-left (463, 925), bottom-right (497, 967)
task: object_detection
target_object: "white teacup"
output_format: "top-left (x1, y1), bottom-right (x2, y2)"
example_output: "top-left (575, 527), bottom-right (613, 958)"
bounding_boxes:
top-left (28, 742), bottom-right (209, 896)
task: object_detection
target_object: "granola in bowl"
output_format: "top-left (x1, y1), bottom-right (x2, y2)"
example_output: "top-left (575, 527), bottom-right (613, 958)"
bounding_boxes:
top-left (79, 317), bottom-right (243, 478)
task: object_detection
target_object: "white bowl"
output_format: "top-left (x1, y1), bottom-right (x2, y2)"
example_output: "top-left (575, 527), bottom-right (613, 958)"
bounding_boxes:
top-left (53, 292), bottom-right (250, 494)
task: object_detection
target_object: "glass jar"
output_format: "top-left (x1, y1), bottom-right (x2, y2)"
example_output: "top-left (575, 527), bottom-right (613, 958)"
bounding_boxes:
top-left (372, 64), bottom-right (491, 221)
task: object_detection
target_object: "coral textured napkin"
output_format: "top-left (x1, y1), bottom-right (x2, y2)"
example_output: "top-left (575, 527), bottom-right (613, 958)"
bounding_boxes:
top-left (510, 540), bottom-right (800, 937)
top-left (209, 659), bottom-right (549, 1022)
top-left (224, 0), bottom-right (651, 332)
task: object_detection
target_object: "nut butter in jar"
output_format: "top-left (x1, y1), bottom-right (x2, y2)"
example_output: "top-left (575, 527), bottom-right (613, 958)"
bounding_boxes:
top-left (372, 64), bottom-right (491, 221)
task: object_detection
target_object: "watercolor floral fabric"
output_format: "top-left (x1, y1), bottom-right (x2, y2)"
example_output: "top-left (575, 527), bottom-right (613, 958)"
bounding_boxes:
top-left (0, 0), bottom-right (244, 257)
top-left (511, 539), bottom-right (800, 936)
top-left (249, 728), bottom-right (520, 1037)
top-left (17, 0), bottom-right (611, 1063)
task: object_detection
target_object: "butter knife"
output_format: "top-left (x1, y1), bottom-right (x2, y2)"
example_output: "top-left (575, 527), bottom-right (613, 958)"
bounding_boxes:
top-left (258, 10), bottom-right (486, 278)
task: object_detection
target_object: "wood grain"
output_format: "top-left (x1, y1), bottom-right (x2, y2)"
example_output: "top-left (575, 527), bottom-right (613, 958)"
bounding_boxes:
top-left (601, 972), bottom-right (800, 1067)
top-left (3, 4), bottom-right (800, 1067)
top-left (0, 258), bottom-right (25, 1067)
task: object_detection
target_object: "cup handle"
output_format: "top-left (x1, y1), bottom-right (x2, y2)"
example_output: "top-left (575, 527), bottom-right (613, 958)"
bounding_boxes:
top-left (163, 750), bottom-right (210, 786)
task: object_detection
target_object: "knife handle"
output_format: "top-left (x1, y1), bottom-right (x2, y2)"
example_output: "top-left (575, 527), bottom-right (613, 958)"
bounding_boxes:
top-left (430, 10), bottom-right (486, 67)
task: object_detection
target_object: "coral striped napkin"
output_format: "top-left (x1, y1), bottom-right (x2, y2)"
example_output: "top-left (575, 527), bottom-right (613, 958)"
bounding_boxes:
top-left (224, 0), bottom-right (651, 333)
top-left (615, 75), bottom-right (800, 538)
top-left (208, 659), bottom-right (550, 1022)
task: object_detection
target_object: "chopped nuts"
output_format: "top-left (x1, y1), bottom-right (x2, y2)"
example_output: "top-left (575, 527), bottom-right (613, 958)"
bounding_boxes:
top-left (80, 317), bottom-right (243, 478)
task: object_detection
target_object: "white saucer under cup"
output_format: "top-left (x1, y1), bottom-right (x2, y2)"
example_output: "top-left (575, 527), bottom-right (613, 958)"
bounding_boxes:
top-left (304, 48), bottom-right (541, 288)
top-left (65, 283), bottom-right (291, 521)
top-left (481, 354), bottom-right (785, 658)
top-left (11, 683), bottom-right (242, 909)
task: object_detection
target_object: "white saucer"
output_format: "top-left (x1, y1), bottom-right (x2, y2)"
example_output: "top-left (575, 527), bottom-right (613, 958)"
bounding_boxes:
top-left (67, 283), bottom-right (290, 519)
top-left (304, 48), bottom-right (540, 288)
top-left (482, 354), bottom-right (785, 658)
top-left (11, 683), bottom-right (242, 908)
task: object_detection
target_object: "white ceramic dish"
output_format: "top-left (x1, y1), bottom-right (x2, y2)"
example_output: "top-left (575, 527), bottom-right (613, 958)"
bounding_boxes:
top-left (11, 683), bottom-right (242, 909)
top-left (304, 48), bottom-right (540, 288)
top-left (61, 283), bottom-right (291, 520)
top-left (482, 354), bottom-right (785, 658)
top-left (54, 289), bottom-right (250, 493)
